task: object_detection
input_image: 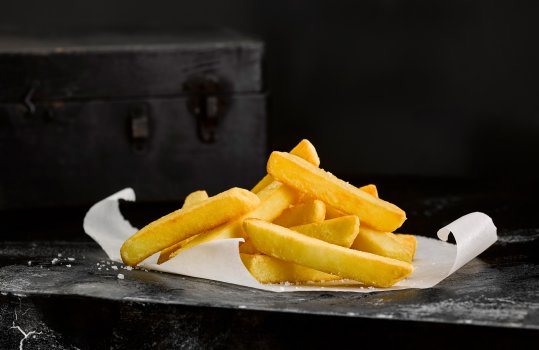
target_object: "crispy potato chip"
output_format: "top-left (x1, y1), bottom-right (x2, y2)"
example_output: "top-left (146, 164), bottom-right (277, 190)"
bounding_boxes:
top-left (243, 219), bottom-right (413, 287)
top-left (359, 184), bottom-right (378, 198)
top-left (238, 239), bottom-right (259, 254)
top-left (252, 139), bottom-right (320, 193)
top-left (161, 181), bottom-right (298, 263)
top-left (240, 253), bottom-right (339, 283)
top-left (324, 205), bottom-right (346, 220)
top-left (121, 187), bottom-right (260, 266)
top-left (272, 199), bottom-right (326, 227)
top-left (183, 190), bottom-right (209, 208)
top-left (290, 215), bottom-right (359, 247)
top-left (395, 234), bottom-right (417, 260)
top-left (267, 152), bottom-right (406, 232)
top-left (325, 184), bottom-right (379, 219)
top-left (351, 227), bottom-right (415, 263)
top-left (158, 190), bottom-right (209, 263)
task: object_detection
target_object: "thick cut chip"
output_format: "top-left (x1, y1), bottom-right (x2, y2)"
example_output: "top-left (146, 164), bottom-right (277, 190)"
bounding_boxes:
top-left (267, 152), bottom-right (406, 232)
top-left (158, 235), bottom-right (199, 264)
top-left (239, 239), bottom-right (259, 254)
top-left (121, 187), bottom-right (260, 266)
top-left (325, 184), bottom-right (379, 219)
top-left (324, 205), bottom-right (346, 220)
top-left (290, 215), bottom-right (359, 247)
top-left (161, 182), bottom-right (299, 262)
top-left (158, 190), bottom-right (209, 263)
top-left (273, 199), bottom-right (326, 227)
top-left (243, 219), bottom-right (413, 287)
top-left (183, 190), bottom-right (209, 208)
top-left (359, 184), bottom-right (378, 198)
top-left (252, 139), bottom-right (320, 193)
top-left (395, 234), bottom-right (417, 260)
top-left (240, 254), bottom-right (339, 283)
top-left (351, 227), bottom-right (416, 263)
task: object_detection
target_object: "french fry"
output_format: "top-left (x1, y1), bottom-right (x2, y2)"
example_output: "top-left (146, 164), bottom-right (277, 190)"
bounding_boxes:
top-left (239, 239), bottom-right (259, 254)
top-left (272, 199), bottom-right (326, 227)
top-left (290, 215), bottom-right (359, 247)
top-left (359, 184), bottom-right (378, 198)
top-left (325, 184), bottom-right (379, 219)
top-left (183, 190), bottom-right (209, 208)
top-left (162, 181), bottom-right (299, 262)
top-left (324, 206), bottom-right (345, 220)
top-left (158, 235), bottom-right (198, 264)
top-left (157, 190), bottom-right (209, 264)
top-left (121, 187), bottom-right (260, 266)
top-left (351, 227), bottom-right (415, 263)
top-left (252, 139), bottom-right (320, 193)
top-left (395, 234), bottom-right (417, 260)
top-left (267, 152), bottom-right (406, 232)
top-left (243, 219), bottom-right (413, 287)
top-left (162, 139), bottom-right (321, 263)
top-left (240, 253), bottom-right (339, 283)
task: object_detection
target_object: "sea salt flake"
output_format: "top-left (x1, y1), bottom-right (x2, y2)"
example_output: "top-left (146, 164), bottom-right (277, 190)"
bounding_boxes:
top-left (117, 274), bottom-right (125, 280)
top-left (51, 258), bottom-right (59, 264)
top-left (111, 266), bottom-right (118, 270)
top-left (66, 264), bottom-right (71, 268)
top-left (68, 257), bottom-right (75, 261)
top-left (27, 261), bottom-right (32, 266)
top-left (125, 266), bottom-right (133, 271)
top-left (58, 253), bottom-right (62, 257)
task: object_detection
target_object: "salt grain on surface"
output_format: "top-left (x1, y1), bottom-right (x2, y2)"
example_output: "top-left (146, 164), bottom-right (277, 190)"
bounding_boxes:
top-left (68, 257), bottom-right (75, 261)
top-left (125, 266), bottom-right (133, 271)
top-left (111, 266), bottom-right (118, 270)
top-left (51, 258), bottom-right (59, 264)
top-left (27, 261), bottom-right (31, 266)
top-left (66, 264), bottom-right (71, 268)
top-left (117, 274), bottom-right (125, 280)
top-left (58, 253), bottom-right (62, 257)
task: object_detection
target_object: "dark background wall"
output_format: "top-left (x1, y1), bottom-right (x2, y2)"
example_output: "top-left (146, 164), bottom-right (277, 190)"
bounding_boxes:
top-left (2, 0), bottom-right (538, 179)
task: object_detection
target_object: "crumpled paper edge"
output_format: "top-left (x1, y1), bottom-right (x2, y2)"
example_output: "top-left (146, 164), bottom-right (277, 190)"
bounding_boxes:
top-left (83, 188), bottom-right (497, 293)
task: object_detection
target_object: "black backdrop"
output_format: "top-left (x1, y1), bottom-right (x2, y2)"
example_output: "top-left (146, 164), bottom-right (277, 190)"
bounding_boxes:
top-left (3, 0), bottom-right (538, 179)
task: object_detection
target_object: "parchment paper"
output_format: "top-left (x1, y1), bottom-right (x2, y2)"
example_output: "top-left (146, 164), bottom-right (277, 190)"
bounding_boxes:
top-left (83, 188), bottom-right (497, 292)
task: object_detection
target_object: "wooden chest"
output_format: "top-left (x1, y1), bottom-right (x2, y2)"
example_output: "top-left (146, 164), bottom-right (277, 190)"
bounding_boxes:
top-left (0, 30), bottom-right (266, 209)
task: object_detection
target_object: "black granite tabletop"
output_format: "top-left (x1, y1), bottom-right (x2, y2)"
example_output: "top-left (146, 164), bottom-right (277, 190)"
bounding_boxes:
top-left (1, 177), bottom-right (538, 349)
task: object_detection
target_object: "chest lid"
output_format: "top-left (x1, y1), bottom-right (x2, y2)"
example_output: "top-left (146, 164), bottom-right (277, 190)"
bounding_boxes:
top-left (0, 29), bottom-right (263, 102)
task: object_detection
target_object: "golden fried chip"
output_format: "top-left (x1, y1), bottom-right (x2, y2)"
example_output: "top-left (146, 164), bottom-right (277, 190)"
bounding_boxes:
top-left (238, 239), bottom-right (259, 254)
top-left (272, 199), bottom-right (326, 227)
top-left (351, 227), bottom-right (416, 263)
top-left (121, 187), bottom-right (260, 266)
top-left (267, 152), bottom-right (406, 232)
top-left (325, 184), bottom-right (379, 219)
top-left (359, 184), bottom-right (378, 198)
top-left (240, 253), bottom-right (339, 283)
top-left (161, 181), bottom-right (299, 262)
top-left (251, 139), bottom-right (320, 193)
top-left (395, 234), bottom-right (417, 260)
top-left (183, 190), bottom-right (209, 208)
top-left (158, 190), bottom-right (209, 264)
top-left (243, 219), bottom-right (413, 287)
top-left (290, 215), bottom-right (359, 247)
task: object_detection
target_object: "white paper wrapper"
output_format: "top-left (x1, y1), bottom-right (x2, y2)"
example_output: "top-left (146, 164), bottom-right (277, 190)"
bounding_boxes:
top-left (83, 188), bottom-right (498, 292)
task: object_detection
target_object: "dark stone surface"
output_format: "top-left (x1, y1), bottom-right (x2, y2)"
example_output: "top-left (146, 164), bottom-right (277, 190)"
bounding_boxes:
top-left (0, 177), bottom-right (538, 348)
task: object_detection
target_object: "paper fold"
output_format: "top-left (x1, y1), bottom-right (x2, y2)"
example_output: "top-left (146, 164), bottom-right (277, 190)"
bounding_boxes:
top-left (83, 188), bottom-right (497, 293)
